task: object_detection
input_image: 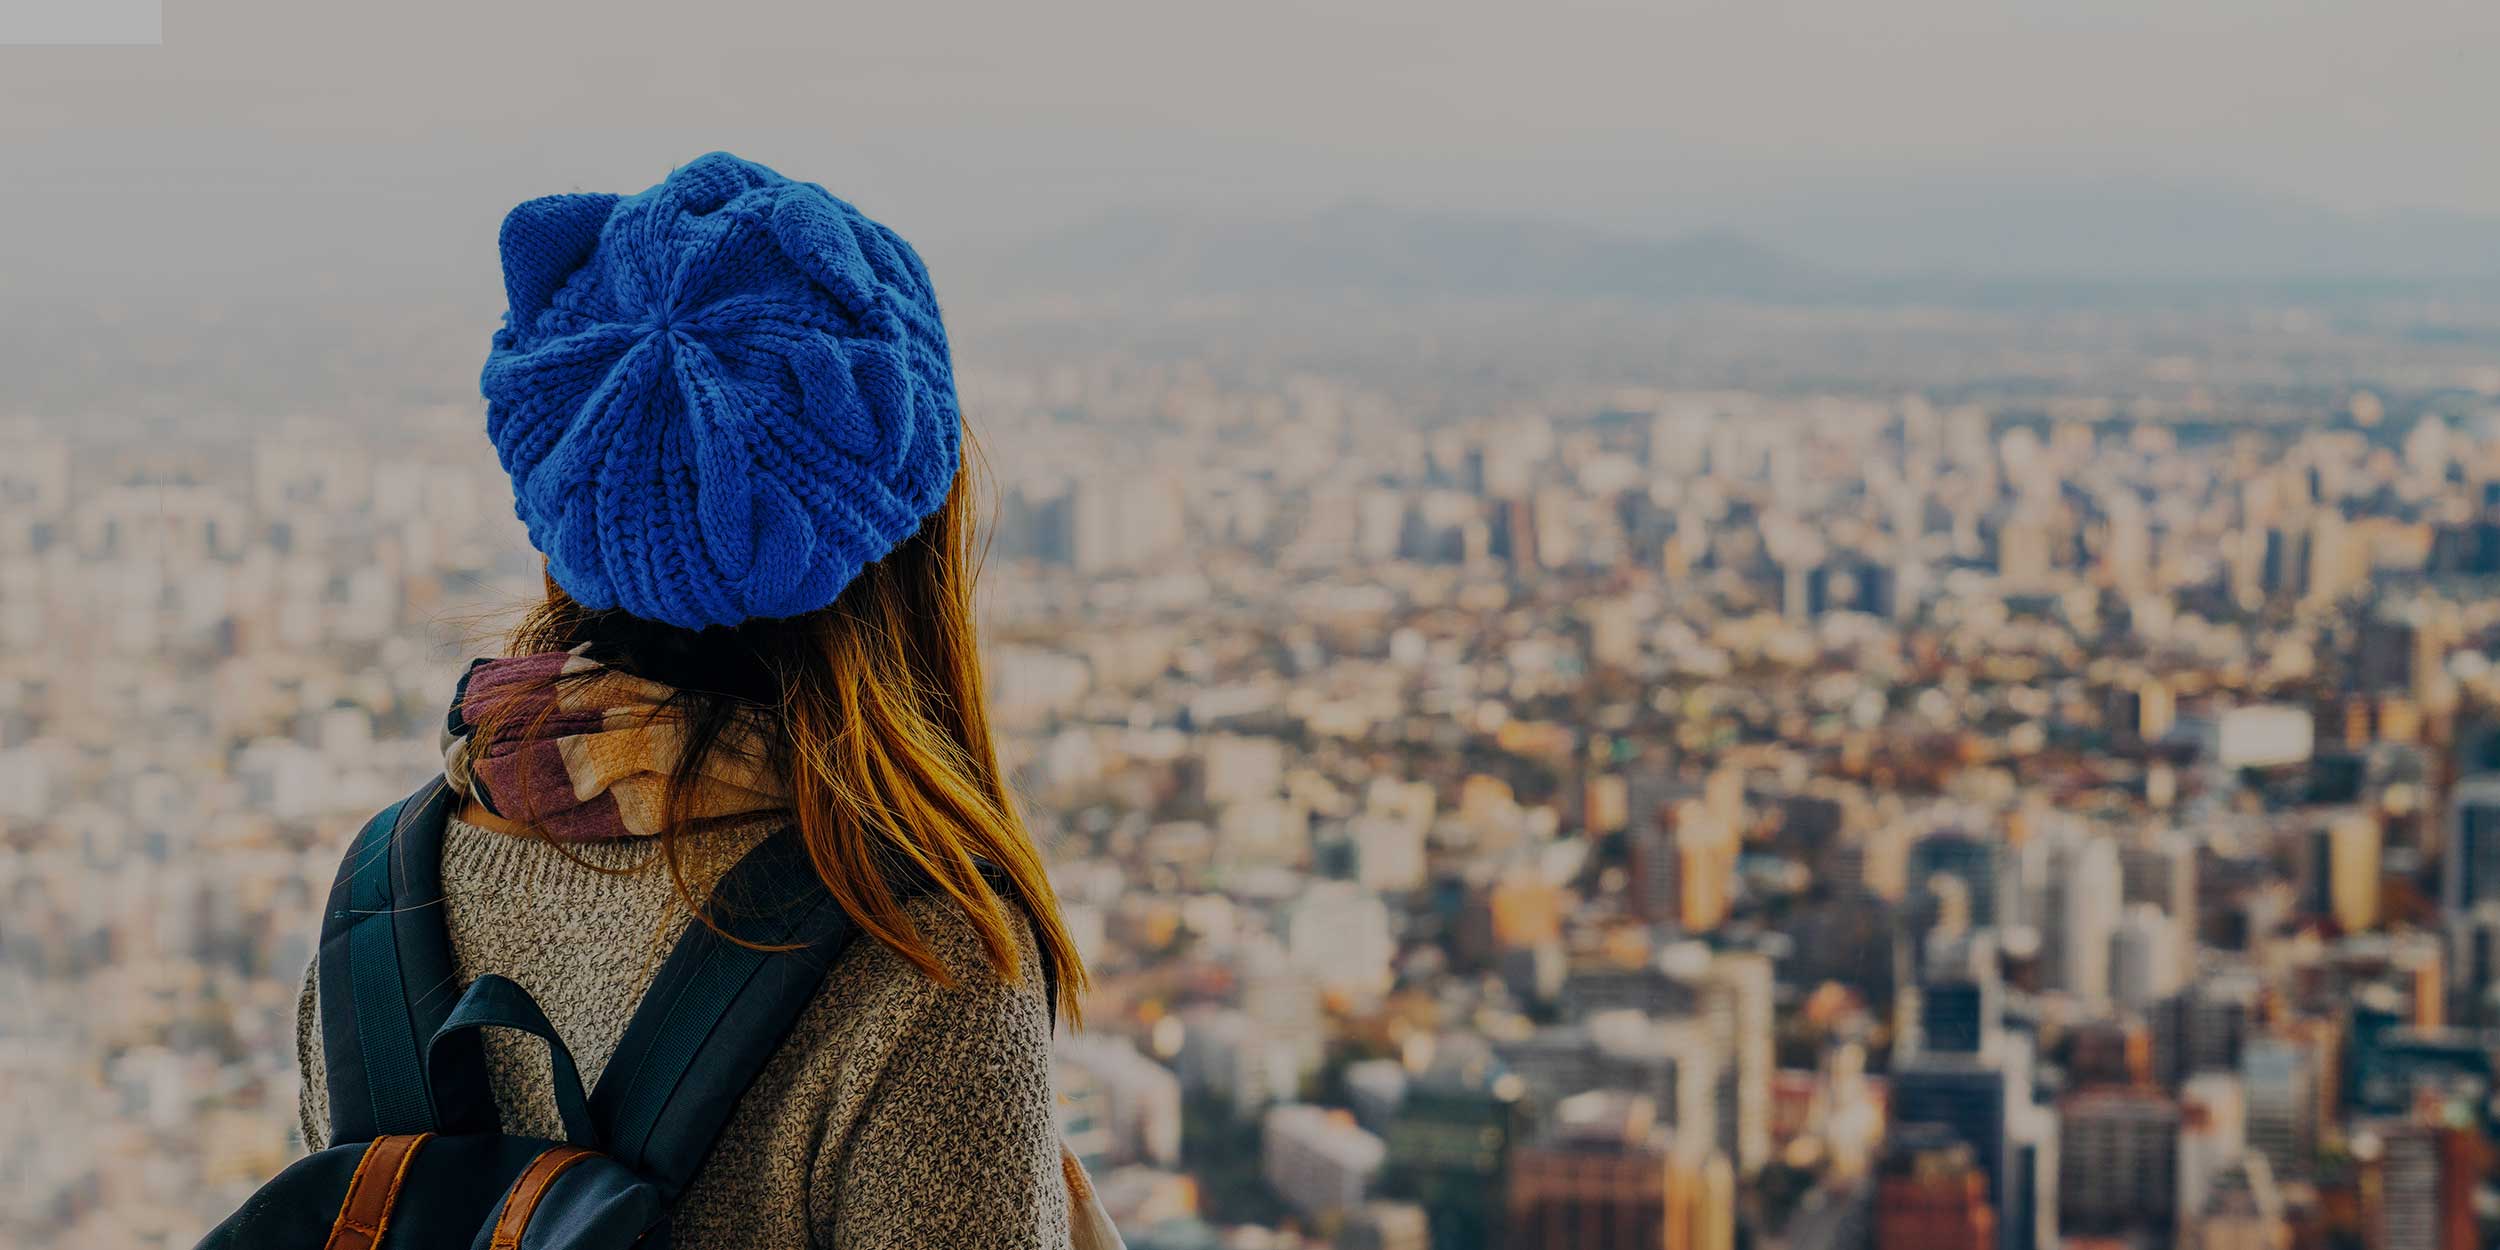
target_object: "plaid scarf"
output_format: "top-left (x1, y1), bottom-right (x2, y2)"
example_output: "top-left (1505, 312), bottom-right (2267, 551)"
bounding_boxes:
top-left (441, 646), bottom-right (788, 841)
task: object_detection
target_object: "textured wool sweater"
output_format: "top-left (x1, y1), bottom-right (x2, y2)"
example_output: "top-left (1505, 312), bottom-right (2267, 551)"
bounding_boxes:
top-left (294, 815), bottom-right (1069, 1249)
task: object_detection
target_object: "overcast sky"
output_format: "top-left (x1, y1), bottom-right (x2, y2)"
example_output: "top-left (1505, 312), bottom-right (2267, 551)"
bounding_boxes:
top-left (5, 0), bottom-right (2497, 303)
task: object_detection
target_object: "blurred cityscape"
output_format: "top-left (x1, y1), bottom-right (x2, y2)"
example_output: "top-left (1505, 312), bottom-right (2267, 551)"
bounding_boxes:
top-left (13, 290), bottom-right (2500, 1250)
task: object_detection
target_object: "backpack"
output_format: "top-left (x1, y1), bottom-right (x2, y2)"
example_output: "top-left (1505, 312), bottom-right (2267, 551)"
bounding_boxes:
top-left (195, 776), bottom-right (883, 1250)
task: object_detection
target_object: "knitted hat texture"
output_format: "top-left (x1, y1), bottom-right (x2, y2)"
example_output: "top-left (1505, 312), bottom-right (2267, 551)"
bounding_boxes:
top-left (481, 151), bottom-right (961, 630)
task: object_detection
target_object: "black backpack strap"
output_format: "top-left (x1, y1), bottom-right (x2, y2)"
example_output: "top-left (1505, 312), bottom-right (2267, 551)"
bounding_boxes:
top-left (588, 827), bottom-right (860, 1195)
top-left (429, 974), bottom-right (600, 1148)
top-left (318, 776), bottom-right (496, 1141)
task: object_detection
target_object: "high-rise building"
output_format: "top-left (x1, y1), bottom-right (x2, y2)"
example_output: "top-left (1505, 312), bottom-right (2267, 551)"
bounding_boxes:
top-left (2098, 673), bottom-right (2170, 746)
top-left (1911, 831), bottom-right (2005, 929)
top-left (2120, 829), bottom-right (2197, 935)
top-left (1559, 957), bottom-right (1760, 1176)
top-left (2154, 972), bottom-right (2260, 1086)
top-left (1504, 1092), bottom-right (1731, 1250)
top-left (2044, 832), bottom-right (2121, 1007)
top-left (1383, 1073), bottom-right (1531, 1250)
top-left (2366, 1113), bottom-right (2480, 1250)
top-left (1056, 1035), bottom-right (1185, 1169)
top-left (1913, 931), bottom-right (2005, 1058)
top-left (2351, 1024), bottom-right (2493, 1120)
top-left (2062, 1017), bottom-right (2152, 1090)
top-left (2302, 810), bottom-right (2381, 932)
top-left (1264, 1104), bottom-right (1388, 1221)
top-left (1627, 797), bottom-right (1738, 934)
top-left (2240, 1040), bottom-right (2318, 1181)
top-left (1175, 1005), bottom-right (1304, 1114)
top-left (2445, 901), bottom-right (2500, 1024)
top-left (2444, 775), bottom-right (2500, 917)
top-left (1699, 950), bottom-right (1773, 1177)
top-left (1874, 1124), bottom-right (1996, 1250)
top-left (1625, 774), bottom-right (1740, 935)
top-left (2356, 616), bottom-right (2419, 694)
top-left (2176, 1073), bottom-right (2246, 1236)
top-left (2112, 902), bottom-right (2184, 1012)
top-left (1919, 976), bottom-right (2002, 1058)
top-left (2058, 1088), bottom-right (2180, 1236)
top-left (1890, 1033), bottom-right (2056, 1250)
top-left (1282, 880), bottom-right (1397, 1004)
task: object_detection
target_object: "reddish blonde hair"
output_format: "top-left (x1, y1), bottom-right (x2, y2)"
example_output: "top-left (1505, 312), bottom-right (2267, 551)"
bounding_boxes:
top-left (489, 454), bottom-right (1085, 1023)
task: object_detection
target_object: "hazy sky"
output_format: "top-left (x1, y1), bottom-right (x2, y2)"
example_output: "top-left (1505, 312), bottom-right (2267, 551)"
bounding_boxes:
top-left (5, 0), bottom-right (2497, 303)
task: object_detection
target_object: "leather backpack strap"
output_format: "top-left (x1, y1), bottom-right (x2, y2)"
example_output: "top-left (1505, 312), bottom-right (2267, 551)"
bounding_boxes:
top-left (317, 776), bottom-right (496, 1140)
top-left (486, 1144), bottom-right (601, 1250)
top-left (320, 1132), bottom-right (435, 1250)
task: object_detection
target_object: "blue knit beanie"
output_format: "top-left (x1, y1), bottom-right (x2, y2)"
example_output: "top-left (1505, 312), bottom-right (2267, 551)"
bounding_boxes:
top-left (480, 151), bottom-right (961, 630)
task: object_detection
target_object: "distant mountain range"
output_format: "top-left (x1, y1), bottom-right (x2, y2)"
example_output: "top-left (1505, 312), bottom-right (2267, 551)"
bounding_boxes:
top-left (973, 203), bottom-right (1827, 301)
top-left (1724, 176), bottom-right (2500, 284)
top-left (968, 192), bottom-right (2500, 304)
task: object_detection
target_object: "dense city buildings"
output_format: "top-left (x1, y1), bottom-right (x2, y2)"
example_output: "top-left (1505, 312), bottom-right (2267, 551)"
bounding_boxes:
top-left (11, 292), bottom-right (2500, 1248)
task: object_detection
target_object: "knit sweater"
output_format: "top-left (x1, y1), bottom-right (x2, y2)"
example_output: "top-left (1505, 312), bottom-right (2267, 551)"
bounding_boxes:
top-left (293, 815), bottom-right (1069, 1249)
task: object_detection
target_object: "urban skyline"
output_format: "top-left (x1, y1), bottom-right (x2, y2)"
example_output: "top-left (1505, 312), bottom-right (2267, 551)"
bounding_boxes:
top-left (8, 288), bottom-right (2500, 1248)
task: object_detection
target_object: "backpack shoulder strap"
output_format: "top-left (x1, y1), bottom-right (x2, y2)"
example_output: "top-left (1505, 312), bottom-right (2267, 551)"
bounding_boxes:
top-left (587, 827), bottom-right (860, 1195)
top-left (317, 776), bottom-right (496, 1141)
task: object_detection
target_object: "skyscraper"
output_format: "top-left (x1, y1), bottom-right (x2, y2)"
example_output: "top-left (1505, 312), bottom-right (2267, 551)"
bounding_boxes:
top-left (1263, 1104), bottom-right (1387, 1221)
top-left (1383, 1071), bottom-right (1531, 1250)
top-left (2240, 1040), bottom-right (2318, 1181)
top-left (1504, 1092), bottom-right (1731, 1250)
top-left (1703, 951), bottom-right (1774, 1177)
top-left (2154, 971), bottom-right (2260, 1086)
top-left (1626, 779), bottom-right (1738, 934)
top-left (2044, 832), bottom-right (2121, 1007)
top-left (2302, 810), bottom-right (2381, 932)
top-left (2111, 902), bottom-right (2184, 1012)
top-left (1911, 830), bottom-right (2005, 929)
top-left (2119, 829), bottom-right (2197, 936)
top-left (2444, 901), bottom-right (2500, 1024)
top-left (1914, 930), bottom-right (2005, 1058)
top-left (2443, 774), bottom-right (2500, 917)
top-left (1874, 1124), bottom-right (1997, 1250)
top-left (1890, 1032), bottom-right (2056, 1250)
top-left (2176, 1073), bottom-right (2247, 1237)
top-left (2367, 1112), bottom-right (2480, 1250)
top-left (2058, 1088), bottom-right (2180, 1236)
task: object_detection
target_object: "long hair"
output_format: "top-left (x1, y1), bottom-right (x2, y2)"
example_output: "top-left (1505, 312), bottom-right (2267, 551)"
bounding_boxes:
top-left (483, 456), bottom-right (1086, 1024)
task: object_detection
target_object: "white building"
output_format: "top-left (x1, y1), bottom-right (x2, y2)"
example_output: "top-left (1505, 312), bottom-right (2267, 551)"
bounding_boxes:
top-left (1281, 880), bottom-right (1396, 1003)
top-left (2113, 901), bottom-right (2184, 1012)
top-left (2177, 1072), bottom-right (2247, 1229)
top-left (2046, 831), bottom-right (2120, 1007)
top-left (1261, 1104), bottom-right (1386, 1219)
top-left (1056, 1035), bottom-right (1184, 1169)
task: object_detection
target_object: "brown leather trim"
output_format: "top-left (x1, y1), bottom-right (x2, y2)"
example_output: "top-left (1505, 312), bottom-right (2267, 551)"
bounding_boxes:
top-left (323, 1132), bottom-right (434, 1250)
top-left (489, 1144), bottom-right (599, 1250)
top-left (1061, 1141), bottom-right (1096, 1206)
